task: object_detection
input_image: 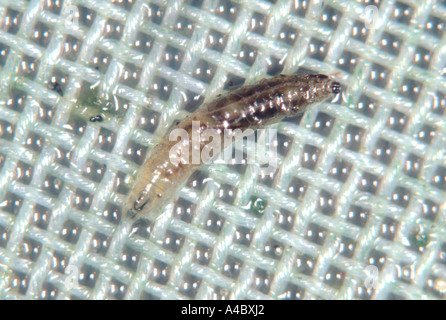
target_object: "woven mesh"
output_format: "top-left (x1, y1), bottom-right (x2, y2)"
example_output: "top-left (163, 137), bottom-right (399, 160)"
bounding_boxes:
top-left (0, 0), bottom-right (445, 300)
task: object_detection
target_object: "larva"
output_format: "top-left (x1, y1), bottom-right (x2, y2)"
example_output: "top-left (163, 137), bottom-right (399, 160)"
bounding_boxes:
top-left (123, 73), bottom-right (341, 221)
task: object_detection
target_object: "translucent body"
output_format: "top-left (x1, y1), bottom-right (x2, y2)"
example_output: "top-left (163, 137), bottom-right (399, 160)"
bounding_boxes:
top-left (123, 74), bottom-right (341, 220)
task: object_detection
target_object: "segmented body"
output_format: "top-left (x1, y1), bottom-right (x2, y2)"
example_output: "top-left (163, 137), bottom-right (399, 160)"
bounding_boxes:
top-left (123, 74), bottom-right (341, 220)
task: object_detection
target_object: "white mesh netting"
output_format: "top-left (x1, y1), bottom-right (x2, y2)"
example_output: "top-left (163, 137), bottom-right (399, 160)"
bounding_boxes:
top-left (0, 0), bottom-right (445, 299)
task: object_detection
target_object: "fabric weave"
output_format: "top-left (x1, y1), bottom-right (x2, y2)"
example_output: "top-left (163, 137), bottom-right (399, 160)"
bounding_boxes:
top-left (0, 0), bottom-right (445, 299)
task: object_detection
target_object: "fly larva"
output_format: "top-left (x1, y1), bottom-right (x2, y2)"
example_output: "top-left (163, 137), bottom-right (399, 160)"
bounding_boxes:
top-left (123, 73), bottom-right (341, 221)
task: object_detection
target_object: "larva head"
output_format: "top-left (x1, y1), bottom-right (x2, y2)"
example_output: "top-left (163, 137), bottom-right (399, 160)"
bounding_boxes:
top-left (315, 74), bottom-right (341, 93)
top-left (281, 74), bottom-right (341, 116)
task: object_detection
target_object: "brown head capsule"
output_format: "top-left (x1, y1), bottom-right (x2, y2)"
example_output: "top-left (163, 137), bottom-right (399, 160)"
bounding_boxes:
top-left (123, 74), bottom-right (341, 221)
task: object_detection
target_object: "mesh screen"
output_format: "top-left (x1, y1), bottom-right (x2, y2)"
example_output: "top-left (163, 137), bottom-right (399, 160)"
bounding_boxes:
top-left (0, 0), bottom-right (445, 300)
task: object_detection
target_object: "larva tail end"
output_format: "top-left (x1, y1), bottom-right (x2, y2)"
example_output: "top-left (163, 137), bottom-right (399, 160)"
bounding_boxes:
top-left (121, 194), bottom-right (140, 222)
top-left (125, 208), bottom-right (138, 220)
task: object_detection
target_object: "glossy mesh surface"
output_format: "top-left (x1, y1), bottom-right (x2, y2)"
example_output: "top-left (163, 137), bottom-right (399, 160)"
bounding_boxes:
top-left (0, 0), bottom-right (445, 299)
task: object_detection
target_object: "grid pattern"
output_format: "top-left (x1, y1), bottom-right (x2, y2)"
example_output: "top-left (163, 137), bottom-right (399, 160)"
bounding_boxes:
top-left (0, 0), bottom-right (445, 300)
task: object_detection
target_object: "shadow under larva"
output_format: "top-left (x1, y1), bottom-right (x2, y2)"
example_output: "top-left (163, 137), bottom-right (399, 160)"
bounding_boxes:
top-left (123, 73), bottom-right (342, 222)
